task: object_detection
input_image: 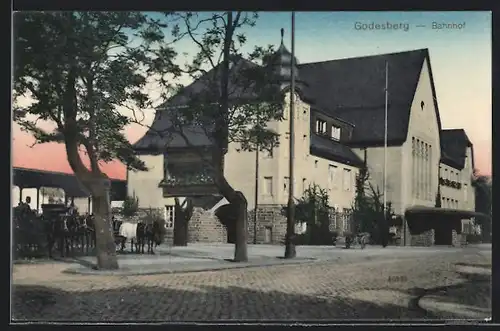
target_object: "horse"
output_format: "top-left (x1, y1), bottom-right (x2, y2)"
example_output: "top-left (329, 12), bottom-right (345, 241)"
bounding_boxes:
top-left (136, 219), bottom-right (166, 254)
top-left (117, 221), bottom-right (140, 253)
top-left (74, 214), bottom-right (95, 254)
top-left (117, 217), bottom-right (166, 254)
top-left (63, 215), bottom-right (81, 253)
top-left (44, 215), bottom-right (72, 258)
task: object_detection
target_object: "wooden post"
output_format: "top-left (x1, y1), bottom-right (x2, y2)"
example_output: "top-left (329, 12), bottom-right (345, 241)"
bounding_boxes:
top-left (36, 187), bottom-right (40, 212)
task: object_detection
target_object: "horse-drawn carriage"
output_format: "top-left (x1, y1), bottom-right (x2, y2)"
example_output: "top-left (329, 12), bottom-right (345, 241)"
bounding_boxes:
top-left (13, 205), bottom-right (46, 258)
top-left (112, 212), bottom-right (167, 254)
top-left (13, 203), bottom-right (97, 259)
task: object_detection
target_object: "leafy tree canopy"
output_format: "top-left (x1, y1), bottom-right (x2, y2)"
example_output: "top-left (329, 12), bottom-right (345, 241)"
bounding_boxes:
top-left (151, 12), bottom-right (285, 160)
top-left (13, 11), bottom-right (181, 174)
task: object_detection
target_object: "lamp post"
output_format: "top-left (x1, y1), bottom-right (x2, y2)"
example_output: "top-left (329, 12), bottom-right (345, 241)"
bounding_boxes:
top-left (284, 11), bottom-right (297, 259)
top-left (253, 142), bottom-right (259, 244)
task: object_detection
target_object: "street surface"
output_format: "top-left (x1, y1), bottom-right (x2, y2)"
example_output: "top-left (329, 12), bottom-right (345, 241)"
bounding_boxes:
top-left (12, 245), bottom-right (491, 322)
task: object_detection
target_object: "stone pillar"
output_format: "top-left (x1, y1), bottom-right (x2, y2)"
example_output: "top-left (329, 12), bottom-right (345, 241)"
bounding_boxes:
top-left (19, 187), bottom-right (23, 203)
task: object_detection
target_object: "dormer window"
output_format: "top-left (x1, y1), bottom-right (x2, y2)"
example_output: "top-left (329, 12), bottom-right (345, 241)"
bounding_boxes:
top-left (331, 126), bottom-right (341, 141)
top-left (316, 119), bottom-right (327, 135)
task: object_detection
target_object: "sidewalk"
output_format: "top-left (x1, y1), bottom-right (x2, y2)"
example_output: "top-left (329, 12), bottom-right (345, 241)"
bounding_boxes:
top-left (61, 243), bottom-right (468, 276)
top-left (417, 264), bottom-right (491, 320)
top-left (418, 285), bottom-right (490, 319)
top-left (64, 255), bottom-right (318, 276)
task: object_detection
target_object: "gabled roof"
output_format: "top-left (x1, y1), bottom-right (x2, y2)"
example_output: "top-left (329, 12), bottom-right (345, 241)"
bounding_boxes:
top-left (133, 114), bottom-right (212, 151)
top-left (133, 56), bottom-right (275, 151)
top-left (298, 49), bottom-right (435, 146)
top-left (134, 48), bottom-right (452, 171)
top-left (440, 129), bottom-right (474, 170)
top-left (309, 134), bottom-right (363, 167)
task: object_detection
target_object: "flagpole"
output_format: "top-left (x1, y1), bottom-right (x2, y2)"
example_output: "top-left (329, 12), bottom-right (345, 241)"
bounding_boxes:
top-left (383, 61), bottom-right (388, 221)
top-left (284, 11), bottom-right (296, 259)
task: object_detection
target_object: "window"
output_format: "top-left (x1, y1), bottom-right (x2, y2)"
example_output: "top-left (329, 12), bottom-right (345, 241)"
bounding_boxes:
top-left (284, 177), bottom-right (289, 193)
top-left (464, 184), bottom-right (468, 202)
top-left (342, 208), bottom-right (351, 233)
top-left (446, 198), bottom-right (450, 208)
top-left (302, 178), bottom-right (307, 193)
top-left (331, 126), bottom-right (341, 140)
top-left (316, 119), bottom-right (327, 135)
top-left (303, 107), bottom-right (308, 121)
top-left (343, 168), bottom-right (352, 191)
top-left (444, 168), bottom-right (448, 180)
top-left (164, 206), bottom-right (174, 228)
top-left (314, 160), bottom-right (319, 168)
top-left (328, 165), bottom-right (338, 189)
top-left (263, 177), bottom-right (273, 196)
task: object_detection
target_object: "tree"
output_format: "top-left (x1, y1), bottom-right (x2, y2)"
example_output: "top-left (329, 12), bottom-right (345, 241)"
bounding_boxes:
top-left (152, 12), bottom-right (283, 261)
top-left (352, 165), bottom-right (371, 234)
top-left (472, 169), bottom-right (492, 242)
top-left (13, 12), bottom-right (180, 269)
top-left (294, 184), bottom-right (332, 245)
top-left (351, 167), bottom-right (394, 246)
top-left (122, 195), bottom-right (139, 218)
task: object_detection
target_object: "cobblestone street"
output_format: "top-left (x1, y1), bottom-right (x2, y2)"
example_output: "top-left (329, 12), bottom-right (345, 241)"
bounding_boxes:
top-left (12, 247), bottom-right (491, 322)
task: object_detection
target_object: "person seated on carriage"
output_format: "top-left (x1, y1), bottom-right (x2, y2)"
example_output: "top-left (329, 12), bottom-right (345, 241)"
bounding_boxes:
top-left (66, 198), bottom-right (78, 216)
top-left (19, 196), bottom-right (33, 216)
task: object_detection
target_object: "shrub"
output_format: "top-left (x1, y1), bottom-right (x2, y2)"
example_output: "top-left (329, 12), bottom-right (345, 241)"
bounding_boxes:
top-left (122, 196), bottom-right (139, 217)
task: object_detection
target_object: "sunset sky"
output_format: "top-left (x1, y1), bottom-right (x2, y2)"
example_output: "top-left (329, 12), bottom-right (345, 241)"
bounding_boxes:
top-left (13, 11), bottom-right (492, 179)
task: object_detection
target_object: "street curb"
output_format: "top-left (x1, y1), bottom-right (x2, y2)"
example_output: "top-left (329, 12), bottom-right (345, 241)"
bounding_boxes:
top-left (415, 280), bottom-right (490, 318)
top-left (62, 257), bottom-right (318, 276)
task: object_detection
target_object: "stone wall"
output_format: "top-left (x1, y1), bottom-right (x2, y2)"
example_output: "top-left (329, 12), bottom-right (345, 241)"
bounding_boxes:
top-left (188, 207), bottom-right (227, 243)
top-left (247, 205), bottom-right (287, 244)
top-left (410, 229), bottom-right (434, 246)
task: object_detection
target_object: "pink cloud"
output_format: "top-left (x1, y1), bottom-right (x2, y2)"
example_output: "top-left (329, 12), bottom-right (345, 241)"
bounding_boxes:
top-left (13, 129), bottom-right (127, 180)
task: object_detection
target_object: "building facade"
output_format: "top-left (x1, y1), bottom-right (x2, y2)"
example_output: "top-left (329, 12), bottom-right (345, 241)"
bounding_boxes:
top-left (129, 40), bottom-right (476, 246)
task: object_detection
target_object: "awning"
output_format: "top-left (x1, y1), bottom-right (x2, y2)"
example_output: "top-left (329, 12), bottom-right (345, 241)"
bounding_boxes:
top-left (13, 167), bottom-right (127, 200)
top-left (405, 206), bottom-right (490, 221)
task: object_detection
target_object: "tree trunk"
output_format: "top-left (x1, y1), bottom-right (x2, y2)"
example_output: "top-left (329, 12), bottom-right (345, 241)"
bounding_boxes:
top-left (212, 156), bottom-right (249, 262)
top-left (85, 177), bottom-right (119, 270)
top-left (173, 218), bottom-right (188, 246)
top-left (233, 191), bottom-right (248, 262)
top-left (284, 202), bottom-right (296, 258)
top-left (173, 198), bottom-right (193, 246)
